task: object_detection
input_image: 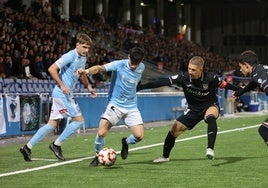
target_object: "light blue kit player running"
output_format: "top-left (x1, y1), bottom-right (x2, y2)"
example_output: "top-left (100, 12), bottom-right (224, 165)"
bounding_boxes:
top-left (81, 47), bottom-right (146, 166)
top-left (20, 33), bottom-right (97, 162)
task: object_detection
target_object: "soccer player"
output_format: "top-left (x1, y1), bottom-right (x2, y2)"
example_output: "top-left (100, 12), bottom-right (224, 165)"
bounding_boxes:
top-left (19, 33), bottom-right (97, 161)
top-left (137, 56), bottom-right (238, 162)
top-left (233, 50), bottom-right (268, 146)
top-left (80, 47), bottom-right (146, 167)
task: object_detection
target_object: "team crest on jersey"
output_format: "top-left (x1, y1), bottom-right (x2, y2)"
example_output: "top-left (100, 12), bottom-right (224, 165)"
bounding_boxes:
top-left (203, 84), bottom-right (208, 90)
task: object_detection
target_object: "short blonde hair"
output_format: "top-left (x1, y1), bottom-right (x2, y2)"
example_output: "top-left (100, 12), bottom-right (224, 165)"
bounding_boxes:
top-left (189, 56), bottom-right (204, 68)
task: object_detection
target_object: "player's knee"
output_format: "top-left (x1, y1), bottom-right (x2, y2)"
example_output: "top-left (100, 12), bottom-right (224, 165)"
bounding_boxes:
top-left (135, 134), bottom-right (143, 141)
top-left (171, 122), bottom-right (186, 137)
top-left (97, 130), bottom-right (107, 138)
top-left (72, 116), bottom-right (84, 122)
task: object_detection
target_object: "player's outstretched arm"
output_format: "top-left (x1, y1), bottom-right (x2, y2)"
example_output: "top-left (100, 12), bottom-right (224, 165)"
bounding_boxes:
top-left (78, 65), bottom-right (104, 75)
top-left (233, 81), bottom-right (259, 97)
top-left (137, 77), bottom-right (171, 91)
top-left (85, 65), bottom-right (103, 75)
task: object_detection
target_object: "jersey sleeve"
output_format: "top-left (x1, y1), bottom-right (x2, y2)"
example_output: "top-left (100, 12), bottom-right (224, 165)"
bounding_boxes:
top-left (137, 76), bottom-right (172, 91)
top-left (55, 51), bottom-right (73, 69)
top-left (252, 67), bottom-right (268, 94)
top-left (104, 60), bottom-right (122, 71)
top-left (216, 75), bottom-right (239, 91)
top-left (169, 73), bottom-right (184, 85)
top-left (234, 80), bottom-right (258, 97)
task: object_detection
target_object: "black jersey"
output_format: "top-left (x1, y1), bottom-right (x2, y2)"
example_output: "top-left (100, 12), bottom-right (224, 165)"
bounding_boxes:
top-left (251, 64), bottom-right (268, 95)
top-left (169, 72), bottom-right (222, 109)
top-left (137, 71), bottom-right (237, 109)
top-left (236, 64), bottom-right (268, 97)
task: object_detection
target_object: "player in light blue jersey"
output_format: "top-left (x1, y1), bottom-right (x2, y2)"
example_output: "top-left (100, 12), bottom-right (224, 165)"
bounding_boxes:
top-left (19, 33), bottom-right (97, 162)
top-left (80, 47), bottom-right (146, 166)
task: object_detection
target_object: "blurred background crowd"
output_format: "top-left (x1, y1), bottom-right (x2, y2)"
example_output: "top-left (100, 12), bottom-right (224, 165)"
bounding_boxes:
top-left (0, 0), bottom-right (240, 83)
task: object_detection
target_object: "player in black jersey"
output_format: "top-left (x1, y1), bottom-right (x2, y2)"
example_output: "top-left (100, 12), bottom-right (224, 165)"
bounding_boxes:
top-left (233, 50), bottom-right (268, 146)
top-left (138, 56), bottom-right (238, 162)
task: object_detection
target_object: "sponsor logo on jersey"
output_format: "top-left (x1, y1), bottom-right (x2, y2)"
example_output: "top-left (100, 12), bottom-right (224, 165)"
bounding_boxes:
top-left (203, 84), bottom-right (208, 90)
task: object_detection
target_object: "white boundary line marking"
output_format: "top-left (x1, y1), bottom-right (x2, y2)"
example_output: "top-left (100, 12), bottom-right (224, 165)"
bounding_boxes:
top-left (0, 124), bottom-right (259, 178)
top-left (31, 158), bottom-right (59, 162)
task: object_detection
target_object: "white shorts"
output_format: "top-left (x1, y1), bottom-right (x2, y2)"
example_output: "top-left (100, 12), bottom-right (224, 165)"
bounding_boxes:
top-left (49, 97), bottom-right (82, 120)
top-left (101, 103), bottom-right (143, 127)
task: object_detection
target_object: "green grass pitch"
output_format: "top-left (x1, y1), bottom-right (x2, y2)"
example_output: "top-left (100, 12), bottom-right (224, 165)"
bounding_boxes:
top-left (0, 115), bottom-right (268, 188)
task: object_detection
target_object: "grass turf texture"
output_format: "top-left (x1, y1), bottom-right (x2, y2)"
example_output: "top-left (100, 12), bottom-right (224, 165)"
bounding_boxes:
top-left (0, 115), bottom-right (268, 188)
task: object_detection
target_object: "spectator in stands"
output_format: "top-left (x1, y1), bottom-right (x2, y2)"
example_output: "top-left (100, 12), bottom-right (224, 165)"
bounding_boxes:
top-left (30, 53), bottom-right (46, 79)
top-left (31, 0), bottom-right (43, 15)
top-left (0, 0), bottom-right (236, 83)
top-left (11, 49), bottom-right (24, 78)
top-left (43, 51), bottom-right (53, 76)
top-left (19, 33), bottom-right (97, 162)
top-left (21, 57), bottom-right (30, 77)
top-left (0, 54), bottom-right (8, 78)
top-left (43, 1), bottom-right (52, 17)
top-left (3, 53), bottom-right (12, 77)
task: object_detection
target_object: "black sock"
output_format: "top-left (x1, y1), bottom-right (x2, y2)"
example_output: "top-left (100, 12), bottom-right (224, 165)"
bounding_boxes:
top-left (258, 124), bottom-right (268, 145)
top-left (206, 116), bottom-right (218, 149)
top-left (163, 131), bottom-right (176, 158)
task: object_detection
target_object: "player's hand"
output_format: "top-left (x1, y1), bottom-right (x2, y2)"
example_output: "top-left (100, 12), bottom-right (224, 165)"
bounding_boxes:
top-left (232, 88), bottom-right (243, 99)
top-left (60, 84), bottom-right (70, 95)
top-left (88, 85), bottom-right (97, 98)
top-left (90, 90), bottom-right (97, 98)
top-left (77, 68), bottom-right (87, 75)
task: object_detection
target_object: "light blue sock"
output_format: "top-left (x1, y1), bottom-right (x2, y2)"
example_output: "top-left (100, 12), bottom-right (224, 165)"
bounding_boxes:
top-left (57, 121), bottom-right (83, 144)
top-left (95, 134), bottom-right (105, 153)
top-left (29, 124), bottom-right (54, 146)
top-left (126, 134), bottom-right (140, 144)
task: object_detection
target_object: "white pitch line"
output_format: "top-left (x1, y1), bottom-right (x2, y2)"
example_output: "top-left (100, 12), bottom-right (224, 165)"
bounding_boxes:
top-left (128, 124), bottom-right (260, 151)
top-left (31, 158), bottom-right (59, 162)
top-left (0, 124), bottom-right (259, 178)
top-left (0, 156), bottom-right (93, 178)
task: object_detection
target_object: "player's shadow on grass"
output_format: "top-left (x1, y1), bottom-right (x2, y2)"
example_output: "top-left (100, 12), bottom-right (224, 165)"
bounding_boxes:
top-left (118, 155), bottom-right (265, 167)
top-left (211, 156), bottom-right (264, 167)
top-left (157, 156), bottom-right (264, 167)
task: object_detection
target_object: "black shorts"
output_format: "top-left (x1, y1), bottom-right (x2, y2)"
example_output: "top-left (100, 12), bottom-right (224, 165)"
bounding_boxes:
top-left (176, 105), bottom-right (219, 130)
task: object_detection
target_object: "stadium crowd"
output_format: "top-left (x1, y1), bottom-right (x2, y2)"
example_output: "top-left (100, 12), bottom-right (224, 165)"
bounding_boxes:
top-left (0, 0), bottom-right (237, 82)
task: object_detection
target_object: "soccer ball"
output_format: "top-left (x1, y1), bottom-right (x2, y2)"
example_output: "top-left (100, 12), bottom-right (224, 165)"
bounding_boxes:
top-left (98, 147), bottom-right (117, 167)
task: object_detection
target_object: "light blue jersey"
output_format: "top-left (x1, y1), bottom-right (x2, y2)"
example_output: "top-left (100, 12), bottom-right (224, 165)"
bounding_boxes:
top-left (104, 59), bottom-right (145, 109)
top-left (52, 49), bottom-right (87, 98)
